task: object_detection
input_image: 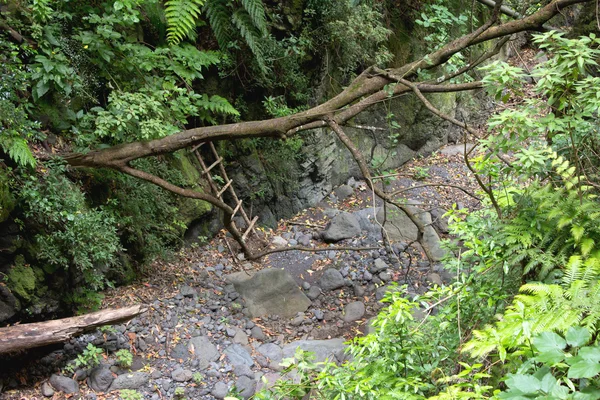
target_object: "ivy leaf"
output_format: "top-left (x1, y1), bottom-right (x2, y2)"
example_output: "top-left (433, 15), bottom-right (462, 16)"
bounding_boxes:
top-left (566, 326), bottom-right (591, 348)
top-left (568, 359), bottom-right (600, 379)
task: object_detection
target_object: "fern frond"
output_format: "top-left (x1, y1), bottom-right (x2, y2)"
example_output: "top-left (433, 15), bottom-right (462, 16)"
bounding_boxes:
top-left (204, 0), bottom-right (232, 49)
top-left (240, 0), bottom-right (267, 35)
top-left (0, 136), bottom-right (36, 168)
top-left (231, 9), bottom-right (268, 73)
top-left (165, 0), bottom-right (206, 45)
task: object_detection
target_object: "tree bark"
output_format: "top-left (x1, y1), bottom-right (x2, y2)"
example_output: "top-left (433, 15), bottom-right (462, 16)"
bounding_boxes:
top-left (0, 305), bottom-right (146, 354)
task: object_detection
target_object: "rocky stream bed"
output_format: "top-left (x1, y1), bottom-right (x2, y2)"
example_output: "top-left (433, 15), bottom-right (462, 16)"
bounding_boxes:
top-left (0, 145), bottom-right (480, 400)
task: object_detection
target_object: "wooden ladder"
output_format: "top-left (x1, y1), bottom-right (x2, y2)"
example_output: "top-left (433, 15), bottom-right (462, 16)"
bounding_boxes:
top-left (191, 142), bottom-right (259, 241)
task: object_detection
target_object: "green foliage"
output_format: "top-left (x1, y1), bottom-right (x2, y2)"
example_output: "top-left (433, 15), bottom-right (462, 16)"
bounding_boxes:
top-left (115, 349), bottom-right (133, 368)
top-left (119, 389), bottom-right (144, 400)
top-left (165, 0), bottom-right (206, 45)
top-left (6, 256), bottom-right (40, 303)
top-left (75, 343), bottom-right (104, 369)
top-left (17, 162), bottom-right (121, 309)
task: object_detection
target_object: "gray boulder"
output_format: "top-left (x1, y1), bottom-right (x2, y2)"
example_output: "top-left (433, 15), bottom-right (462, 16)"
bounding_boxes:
top-left (321, 212), bottom-right (361, 243)
top-left (41, 382), bottom-right (54, 397)
top-left (370, 258), bottom-right (389, 273)
top-left (171, 368), bottom-right (193, 382)
top-left (188, 336), bottom-right (219, 370)
top-left (225, 269), bottom-right (311, 318)
top-left (307, 285), bottom-right (322, 300)
top-left (343, 301), bottom-right (365, 322)
top-left (108, 372), bottom-right (149, 391)
top-left (49, 375), bottom-right (79, 394)
top-left (319, 269), bottom-right (345, 291)
top-left (88, 366), bottom-right (114, 392)
top-left (282, 339), bottom-right (347, 363)
top-left (0, 285), bottom-right (18, 323)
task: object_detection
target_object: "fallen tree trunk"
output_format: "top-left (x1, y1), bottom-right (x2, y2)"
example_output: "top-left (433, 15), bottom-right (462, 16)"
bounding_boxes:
top-left (0, 305), bottom-right (147, 354)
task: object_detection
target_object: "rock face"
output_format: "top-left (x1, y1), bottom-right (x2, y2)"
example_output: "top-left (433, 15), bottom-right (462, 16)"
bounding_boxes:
top-left (226, 269), bottom-right (311, 318)
top-left (282, 339), bottom-right (347, 363)
top-left (321, 212), bottom-right (362, 243)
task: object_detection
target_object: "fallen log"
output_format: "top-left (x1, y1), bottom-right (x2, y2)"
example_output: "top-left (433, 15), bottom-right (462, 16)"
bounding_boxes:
top-left (0, 305), bottom-right (147, 354)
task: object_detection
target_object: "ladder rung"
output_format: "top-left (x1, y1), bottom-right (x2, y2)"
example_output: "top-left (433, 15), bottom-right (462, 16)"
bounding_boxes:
top-left (190, 142), bottom-right (205, 153)
top-left (216, 179), bottom-right (233, 197)
top-left (242, 216), bottom-right (258, 240)
top-left (231, 201), bottom-right (243, 218)
top-left (201, 157), bottom-right (223, 175)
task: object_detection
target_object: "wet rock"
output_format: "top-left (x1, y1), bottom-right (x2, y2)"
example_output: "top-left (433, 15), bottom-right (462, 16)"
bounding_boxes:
top-left (321, 212), bottom-right (361, 243)
top-left (88, 366), bottom-right (114, 392)
top-left (226, 269), bottom-right (311, 318)
top-left (108, 372), bottom-right (149, 391)
top-left (319, 269), bottom-right (344, 292)
top-left (49, 375), bottom-right (79, 394)
top-left (188, 336), bottom-right (219, 370)
top-left (343, 301), bottom-right (365, 322)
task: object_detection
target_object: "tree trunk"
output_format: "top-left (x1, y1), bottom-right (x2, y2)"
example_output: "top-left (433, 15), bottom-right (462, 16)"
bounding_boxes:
top-left (0, 305), bottom-right (146, 354)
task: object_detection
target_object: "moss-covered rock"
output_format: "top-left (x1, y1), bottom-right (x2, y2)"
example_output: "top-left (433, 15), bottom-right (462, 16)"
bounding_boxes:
top-left (169, 152), bottom-right (213, 226)
top-left (6, 256), bottom-right (39, 303)
top-left (0, 167), bottom-right (15, 223)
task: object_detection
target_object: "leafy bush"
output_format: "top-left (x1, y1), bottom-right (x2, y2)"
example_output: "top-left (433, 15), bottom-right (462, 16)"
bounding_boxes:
top-left (75, 343), bottom-right (104, 369)
top-left (115, 349), bottom-right (133, 368)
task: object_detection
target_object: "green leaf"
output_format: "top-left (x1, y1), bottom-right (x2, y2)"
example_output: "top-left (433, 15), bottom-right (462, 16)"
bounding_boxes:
top-left (566, 327), bottom-right (591, 347)
top-left (506, 374), bottom-right (541, 394)
top-left (533, 332), bottom-right (567, 353)
top-left (35, 81), bottom-right (50, 99)
top-left (578, 346), bottom-right (600, 362)
top-left (568, 359), bottom-right (600, 379)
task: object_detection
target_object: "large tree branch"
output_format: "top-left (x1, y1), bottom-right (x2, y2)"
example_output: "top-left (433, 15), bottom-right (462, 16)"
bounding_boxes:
top-left (60, 0), bottom-right (590, 170)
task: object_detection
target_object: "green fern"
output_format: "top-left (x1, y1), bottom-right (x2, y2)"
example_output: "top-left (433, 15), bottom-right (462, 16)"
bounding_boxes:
top-left (240, 0), bottom-right (267, 35)
top-left (231, 9), bottom-right (267, 73)
top-left (203, 0), bottom-right (232, 48)
top-left (165, 0), bottom-right (206, 45)
top-left (0, 136), bottom-right (36, 168)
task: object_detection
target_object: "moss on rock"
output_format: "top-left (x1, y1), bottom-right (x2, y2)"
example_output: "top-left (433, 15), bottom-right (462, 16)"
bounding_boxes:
top-left (6, 256), bottom-right (38, 303)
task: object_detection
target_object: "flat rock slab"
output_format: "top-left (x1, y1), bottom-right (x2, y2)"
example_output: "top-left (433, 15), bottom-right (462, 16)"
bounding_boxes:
top-left (282, 338), bottom-right (347, 363)
top-left (226, 269), bottom-right (311, 318)
top-left (108, 372), bottom-right (149, 391)
top-left (224, 344), bottom-right (254, 367)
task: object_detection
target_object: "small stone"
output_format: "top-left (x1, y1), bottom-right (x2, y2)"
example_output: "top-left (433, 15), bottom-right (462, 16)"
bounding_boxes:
top-left (302, 282), bottom-right (311, 290)
top-left (363, 271), bottom-right (373, 281)
top-left (180, 285), bottom-right (197, 298)
top-left (353, 284), bottom-right (365, 297)
top-left (257, 343), bottom-right (283, 363)
top-left (290, 315), bottom-right (304, 326)
top-left (233, 329), bottom-right (249, 345)
top-left (108, 372), bottom-right (149, 391)
top-left (427, 273), bottom-right (443, 287)
top-left (41, 382), bottom-right (54, 397)
top-left (370, 258), bottom-right (389, 273)
top-left (171, 368), bottom-right (193, 382)
top-left (251, 326), bottom-right (265, 340)
top-left (88, 366), bottom-right (114, 392)
top-left (234, 364), bottom-right (254, 378)
top-left (211, 382), bottom-right (229, 399)
top-left (226, 327), bottom-right (237, 337)
top-left (224, 344), bottom-right (254, 367)
top-left (379, 271), bottom-right (391, 282)
top-left (334, 184), bottom-right (354, 200)
top-left (272, 236), bottom-right (288, 247)
top-left (307, 286), bottom-right (321, 300)
top-left (343, 301), bottom-right (365, 322)
top-left (313, 309), bottom-right (324, 320)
